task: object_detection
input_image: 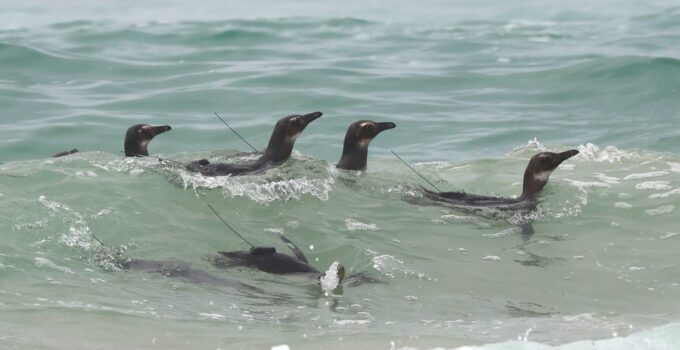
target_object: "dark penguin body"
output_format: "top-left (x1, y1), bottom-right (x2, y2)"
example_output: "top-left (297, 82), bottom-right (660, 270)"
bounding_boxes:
top-left (186, 112), bottom-right (322, 176)
top-left (121, 259), bottom-right (245, 287)
top-left (53, 149), bottom-right (79, 158)
top-left (124, 124), bottom-right (172, 157)
top-left (422, 150), bottom-right (579, 211)
top-left (337, 120), bottom-right (396, 171)
top-left (212, 235), bottom-right (321, 275)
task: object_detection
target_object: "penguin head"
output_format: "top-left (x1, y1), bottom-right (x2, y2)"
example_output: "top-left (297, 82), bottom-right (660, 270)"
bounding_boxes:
top-left (345, 120), bottom-right (396, 148)
top-left (262, 112), bottom-right (323, 164)
top-left (276, 111), bottom-right (323, 142)
top-left (337, 120), bottom-right (396, 170)
top-left (124, 124), bottom-right (172, 157)
top-left (521, 149), bottom-right (579, 199)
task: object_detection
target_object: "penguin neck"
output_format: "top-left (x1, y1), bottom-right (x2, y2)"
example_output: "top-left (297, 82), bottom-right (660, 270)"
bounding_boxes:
top-left (520, 167), bottom-right (550, 200)
top-left (125, 139), bottom-right (149, 157)
top-left (337, 138), bottom-right (370, 171)
top-left (260, 129), bottom-right (296, 164)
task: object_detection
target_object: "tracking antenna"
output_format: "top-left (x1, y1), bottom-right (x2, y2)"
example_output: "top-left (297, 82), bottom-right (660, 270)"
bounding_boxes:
top-left (214, 112), bottom-right (258, 152)
top-left (91, 233), bottom-right (106, 247)
top-left (390, 150), bottom-right (442, 192)
top-left (207, 204), bottom-right (254, 248)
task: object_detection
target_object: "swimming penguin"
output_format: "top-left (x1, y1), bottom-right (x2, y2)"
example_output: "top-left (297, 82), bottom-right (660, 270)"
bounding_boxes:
top-left (206, 205), bottom-right (354, 292)
top-left (124, 124), bottom-right (172, 157)
top-left (211, 235), bottom-right (381, 292)
top-left (92, 233), bottom-right (256, 290)
top-left (185, 112), bottom-right (322, 176)
top-left (421, 150), bottom-right (580, 211)
top-left (52, 149), bottom-right (79, 158)
top-left (212, 235), bottom-right (330, 275)
top-left (337, 120), bottom-right (396, 171)
top-left (120, 258), bottom-right (248, 288)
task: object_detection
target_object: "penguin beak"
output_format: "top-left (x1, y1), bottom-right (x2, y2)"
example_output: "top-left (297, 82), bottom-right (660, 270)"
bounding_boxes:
top-left (376, 122), bottom-right (396, 133)
top-left (151, 125), bottom-right (172, 136)
top-left (558, 149), bottom-right (579, 163)
top-left (301, 112), bottom-right (323, 124)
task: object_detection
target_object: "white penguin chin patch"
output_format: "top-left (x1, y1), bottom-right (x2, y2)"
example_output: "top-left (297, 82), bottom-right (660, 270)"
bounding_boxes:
top-left (287, 134), bottom-right (299, 143)
top-left (357, 138), bottom-right (371, 148)
top-left (141, 140), bottom-right (150, 147)
top-left (320, 261), bottom-right (342, 293)
top-left (533, 170), bottom-right (553, 182)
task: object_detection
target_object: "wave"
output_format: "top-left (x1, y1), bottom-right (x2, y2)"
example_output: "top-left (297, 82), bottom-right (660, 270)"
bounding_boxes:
top-left (436, 321), bottom-right (680, 350)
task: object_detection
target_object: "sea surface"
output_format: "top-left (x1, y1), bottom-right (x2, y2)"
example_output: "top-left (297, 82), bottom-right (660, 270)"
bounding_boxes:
top-left (1, 1), bottom-right (679, 349)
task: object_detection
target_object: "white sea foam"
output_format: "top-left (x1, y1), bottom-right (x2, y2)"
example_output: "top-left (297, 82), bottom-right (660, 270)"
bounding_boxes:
top-left (370, 253), bottom-right (426, 280)
top-left (333, 319), bottom-right (370, 326)
top-left (198, 313), bottom-right (225, 320)
top-left (623, 171), bottom-right (669, 180)
top-left (635, 181), bottom-right (671, 191)
top-left (594, 173), bottom-right (620, 184)
top-left (575, 143), bottom-right (637, 163)
top-left (645, 205), bottom-right (675, 216)
top-left (320, 261), bottom-right (343, 294)
top-left (34, 257), bottom-right (74, 274)
top-left (270, 345), bottom-right (290, 350)
top-left (614, 202), bottom-right (632, 209)
top-left (440, 215), bottom-right (490, 228)
top-left (437, 322), bottom-right (680, 350)
top-left (649, 188), bottom-right (680, 199)
top-left (667, 162), bottom-right (680, 173)
top-left (345, 218), bottom-right (380, 232)
top-left (482, 227), bottom-right (520, 238)
top-left (564, 179), bottom-right (609, 188)
top-left (38, 196), bottom-right (95, 250)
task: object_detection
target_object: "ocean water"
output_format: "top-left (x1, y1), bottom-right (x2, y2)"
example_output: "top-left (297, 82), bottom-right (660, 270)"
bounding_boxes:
top-left (1, 0), bottom-right (679, 349)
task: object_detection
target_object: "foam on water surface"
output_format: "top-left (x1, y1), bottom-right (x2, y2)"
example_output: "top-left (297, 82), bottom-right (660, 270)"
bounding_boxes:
top-left (1, 0), bottom-right (680, 347)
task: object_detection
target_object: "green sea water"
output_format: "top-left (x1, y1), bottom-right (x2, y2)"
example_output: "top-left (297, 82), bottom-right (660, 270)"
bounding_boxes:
top-left (1, 1), bottom-right (680, 349)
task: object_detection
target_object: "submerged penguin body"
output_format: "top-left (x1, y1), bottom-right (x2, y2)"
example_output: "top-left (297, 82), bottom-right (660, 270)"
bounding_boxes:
top-left (121, 258), bottom-right (246, 288)
top-left (421, 150), bottom-right (579, 211)
top-left (212, 235), bottom-right (321, 275)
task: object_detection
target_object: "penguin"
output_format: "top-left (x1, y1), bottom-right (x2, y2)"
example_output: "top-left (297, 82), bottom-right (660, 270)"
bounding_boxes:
top-left (185, 112), bottom-right (322, 176)
top-left (124, 124), bottom-right (172, 157)
top-left (52, 149), bottom-right (79, 158)
top-left (212, 235), bottom-right (326, 275)
top-left (120, 259), bottom-right (247, 288)
top-left (337, 120), bottom-right (396, 171)
top-left (210, 234), bottom-right (347, 290)
top-left (421, 150), bottom-right (580, 211)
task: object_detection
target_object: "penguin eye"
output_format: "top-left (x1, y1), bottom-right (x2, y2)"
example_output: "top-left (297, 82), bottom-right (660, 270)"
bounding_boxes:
top-left (363, 124), bottom-right (377, 134)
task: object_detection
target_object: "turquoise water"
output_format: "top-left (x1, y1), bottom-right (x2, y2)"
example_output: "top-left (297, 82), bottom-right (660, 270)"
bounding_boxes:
top-left (1, 1), bottom-right (679, 349)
